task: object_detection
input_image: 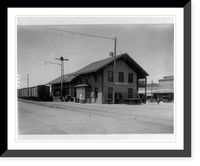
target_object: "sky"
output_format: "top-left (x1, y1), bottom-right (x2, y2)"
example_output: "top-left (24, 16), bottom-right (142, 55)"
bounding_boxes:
top-left (17, 18), bottom-right (174, 88)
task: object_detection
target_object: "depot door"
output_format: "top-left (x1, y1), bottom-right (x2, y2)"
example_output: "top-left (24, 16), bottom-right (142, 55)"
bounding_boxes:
top-left (95, 87), bottom-right (98, 103)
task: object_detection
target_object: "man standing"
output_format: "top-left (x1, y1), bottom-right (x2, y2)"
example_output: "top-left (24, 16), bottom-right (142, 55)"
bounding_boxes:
top-left (157, 98), bottom-right (160, 105)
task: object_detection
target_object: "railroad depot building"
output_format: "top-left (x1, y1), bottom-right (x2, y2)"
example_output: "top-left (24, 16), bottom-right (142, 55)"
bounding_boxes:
top-left (47, 53), bottom-right (149, 104)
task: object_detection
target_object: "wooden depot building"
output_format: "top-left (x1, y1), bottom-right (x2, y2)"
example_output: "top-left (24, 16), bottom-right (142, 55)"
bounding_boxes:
top-left (47, 53), bottom-right (149, 104)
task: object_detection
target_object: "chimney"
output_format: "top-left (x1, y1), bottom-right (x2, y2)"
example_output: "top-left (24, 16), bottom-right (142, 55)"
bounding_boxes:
top-left (109, 52), bottom-right (113, 57)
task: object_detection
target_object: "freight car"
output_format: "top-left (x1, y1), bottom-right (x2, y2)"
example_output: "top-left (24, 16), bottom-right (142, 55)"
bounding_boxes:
top-left (17, 85), bottom-right (53, 101)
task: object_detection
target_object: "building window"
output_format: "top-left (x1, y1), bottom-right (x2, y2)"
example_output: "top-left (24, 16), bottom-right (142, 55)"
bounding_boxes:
top-left (108, 71), bottom-right (113, 82)
top-left (108, 87), bottom-right (113, 99)
top-left (95, 75), bottom-right (98, 82)
top-left (128, 73), bottom-right (133, 83)
top-left (85, 77), bottom-right (88, 84)
top-left (79, 78), bottom-right (82, 84)
top-left (119, 72), bottom-right (124, 82)
top-left (128, 88), bottom-right (133, 98)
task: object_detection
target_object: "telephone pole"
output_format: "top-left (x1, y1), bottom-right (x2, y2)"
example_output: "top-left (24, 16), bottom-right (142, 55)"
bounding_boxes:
top-left (55, 57), bottom-right (69, 100)
top-left (18, 74), bottom-right (29, 96)
top-left (151, 80), bottom-right (153, 102)
top-left (37, 25), bottom-right (116, 102)
top-left (112, 37), bottom-right (117, 104)
top-left (27, 74), bottom-right (29, 97)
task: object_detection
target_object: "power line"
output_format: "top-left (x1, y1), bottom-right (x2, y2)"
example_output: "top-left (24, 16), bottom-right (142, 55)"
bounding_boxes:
top-left (33, 25), bottom-right (125, 57)
top-left (116, 40), bottom-right (123, 54)
top-left (33, 25), bottom-right (115, 40)
top-left (136, 42), bottom-right (173, 57)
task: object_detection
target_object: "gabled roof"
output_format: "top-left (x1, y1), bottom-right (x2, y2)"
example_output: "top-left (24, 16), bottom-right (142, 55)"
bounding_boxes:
top-left (47, 53), bottom-right (149, 85)
top-left (70, 55), bottom-right (116, 76)
top-left (70, 53), bottom-right (149, 78)
top-left (46, 73), bottom-right (76, 85)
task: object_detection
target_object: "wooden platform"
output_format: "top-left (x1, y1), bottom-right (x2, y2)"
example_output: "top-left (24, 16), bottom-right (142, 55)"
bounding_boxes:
top-left (124, 98), bottom-right (142, 105)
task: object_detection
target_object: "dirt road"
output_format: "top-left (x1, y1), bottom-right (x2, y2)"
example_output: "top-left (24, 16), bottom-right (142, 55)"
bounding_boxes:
top-left (18, 99), bottom-right (174, 135)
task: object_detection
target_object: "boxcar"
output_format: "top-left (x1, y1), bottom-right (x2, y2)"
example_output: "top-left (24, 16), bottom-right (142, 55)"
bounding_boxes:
top-left (17, 88), bottom-right (22, 98)
top-left (17, 85), bottom-right (53, 101)
top-left (34, 85), bottom-right (51, 101)
top-left (18, 88), bottom-right (27, 99)
top-left (22, 88), bottom-right (27, 98)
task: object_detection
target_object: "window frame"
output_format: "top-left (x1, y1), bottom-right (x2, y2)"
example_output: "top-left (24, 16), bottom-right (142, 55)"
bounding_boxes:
top-left (118, 72), bottom-right (124, 83)
top-left (108, 71), bottom-right (114, 82)
top-left (94, 75), bottom-right (98, 82)
top-left (128, 73), bottom-right (133, 83)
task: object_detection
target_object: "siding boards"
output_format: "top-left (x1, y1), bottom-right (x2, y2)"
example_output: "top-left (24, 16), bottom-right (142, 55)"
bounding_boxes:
top-left (103, 59), bottom-right (137, 103)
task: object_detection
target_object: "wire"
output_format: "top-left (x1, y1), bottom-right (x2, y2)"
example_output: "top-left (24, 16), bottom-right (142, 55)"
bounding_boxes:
top-left (116, 40), bottom-right (123, 54)
top-left (137, 42), bottom-right (173, 57)
top-left (33, 25), bottom-right (115, 40)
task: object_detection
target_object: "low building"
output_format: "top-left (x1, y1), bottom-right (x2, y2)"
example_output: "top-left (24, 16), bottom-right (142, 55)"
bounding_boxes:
top-left (139, 75), bottom-right (174, 102)
top-left (138, 83), bottom-right (159, 99)
top-left (47, 53), bottom-right (149, 104)
top-left (153, 75), bottom-right (174, 101)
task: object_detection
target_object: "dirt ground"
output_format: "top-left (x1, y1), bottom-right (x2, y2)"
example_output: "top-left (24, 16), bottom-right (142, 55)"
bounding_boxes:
top-left (18, 99), bottom-right (174, 135)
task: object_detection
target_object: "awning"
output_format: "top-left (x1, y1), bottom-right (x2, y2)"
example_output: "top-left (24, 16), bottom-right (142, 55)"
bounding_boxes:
top-left (75, 83), bottom-right (91, 88)
top-left (153, 89), bottom-right (174, 94)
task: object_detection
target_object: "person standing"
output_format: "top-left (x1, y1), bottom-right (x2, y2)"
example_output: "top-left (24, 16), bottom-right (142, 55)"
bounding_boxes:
top-left (157, 98), bottom-right (160, 105)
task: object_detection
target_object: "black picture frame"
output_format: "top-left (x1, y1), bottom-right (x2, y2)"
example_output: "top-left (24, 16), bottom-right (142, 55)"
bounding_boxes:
top-left (2, 2), bottom-right (191, 157)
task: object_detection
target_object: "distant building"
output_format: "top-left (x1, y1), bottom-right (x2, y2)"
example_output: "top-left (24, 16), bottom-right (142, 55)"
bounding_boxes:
top-left (138, 82), bottom-right (159, 99)
top-left (139, 75), bottom-right (174, 102)
top-left (153, 75), bottom-right (174, 101)
top-left (47, 53), bottom-right (149, 104)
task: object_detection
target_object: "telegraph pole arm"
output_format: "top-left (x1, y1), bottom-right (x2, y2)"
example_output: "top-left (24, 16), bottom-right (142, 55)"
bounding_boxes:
top-left (55, 57), bottom-right (69, 61)
top-left (45, 62), bottom-right (61, 66)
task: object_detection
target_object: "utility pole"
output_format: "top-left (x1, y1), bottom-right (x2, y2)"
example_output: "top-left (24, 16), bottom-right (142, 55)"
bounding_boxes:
top-left (45, 61), bottom-right (61, 99)
top-left (151, 80), bottom-right (153, 102)
top-left (18, 74), bottom-right (29, 96)
top-left (37, 25), bottom-right (115, 102)
top-left (112, 37), bottom-right (117, 104)
top-left (55, 57), bottom-right (69, 100)
top-left (27, 74), bottom-right (29, 97)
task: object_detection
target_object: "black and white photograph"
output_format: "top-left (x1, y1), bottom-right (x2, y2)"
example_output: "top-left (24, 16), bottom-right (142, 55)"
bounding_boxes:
top-left (17, 17), bottom-right (174, 138)
top-left (4, 5), bottom-right (192, 159)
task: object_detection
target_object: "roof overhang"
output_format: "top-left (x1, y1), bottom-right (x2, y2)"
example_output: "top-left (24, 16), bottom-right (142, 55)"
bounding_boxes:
top-left (118, 53), bottom-right (149, 79)
top-left (153, 89), bottom-right (174, 94)
top-left (46, 74), bottom-right (76, 85)
top-left (75, 83), bottom-right (91, 88)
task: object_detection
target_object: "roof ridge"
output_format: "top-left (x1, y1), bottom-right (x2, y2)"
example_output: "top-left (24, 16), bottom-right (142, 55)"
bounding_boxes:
top-left (71, 53), bottom-right (126, 75)
top-left (90, 53), bottom-right (124, 63)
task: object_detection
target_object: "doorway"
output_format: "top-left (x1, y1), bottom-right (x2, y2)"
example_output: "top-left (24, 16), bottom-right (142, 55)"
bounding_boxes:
top-left (95, 87), bottom-right (98, 103)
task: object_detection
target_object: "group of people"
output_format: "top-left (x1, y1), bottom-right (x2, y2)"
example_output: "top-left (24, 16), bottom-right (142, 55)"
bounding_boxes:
top-left (149, 97), bottom-right (160, 105)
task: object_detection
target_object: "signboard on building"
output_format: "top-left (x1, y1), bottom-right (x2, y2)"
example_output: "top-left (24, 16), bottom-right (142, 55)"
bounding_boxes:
top-left (115, 82), bottom-right (128, 85)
